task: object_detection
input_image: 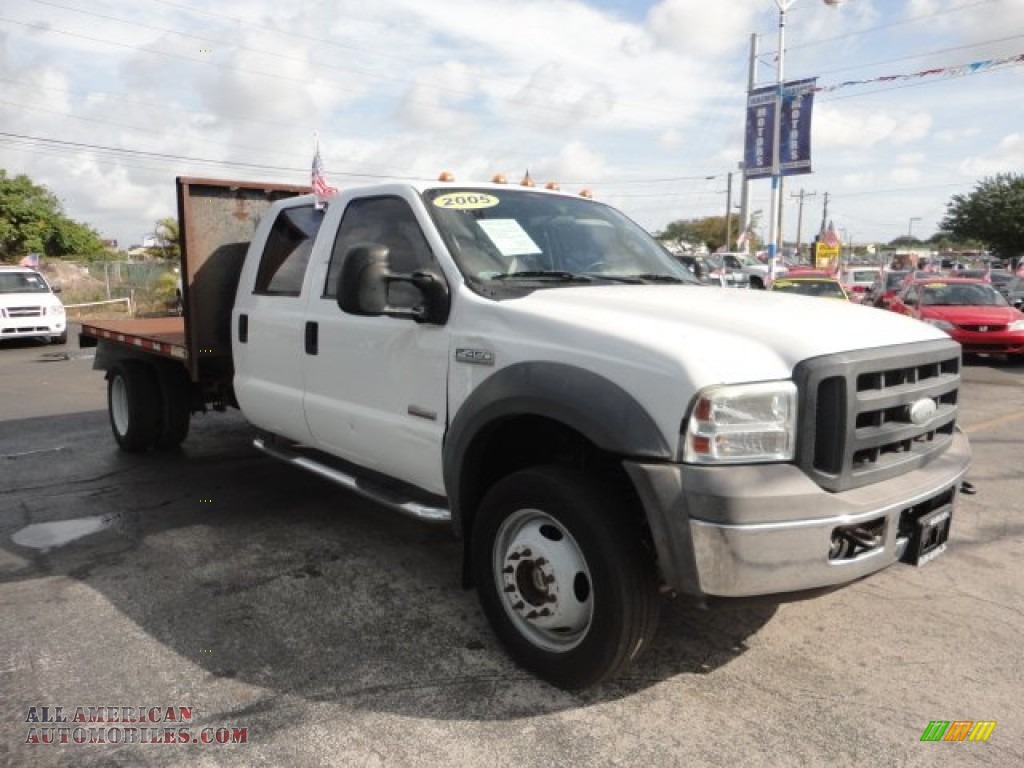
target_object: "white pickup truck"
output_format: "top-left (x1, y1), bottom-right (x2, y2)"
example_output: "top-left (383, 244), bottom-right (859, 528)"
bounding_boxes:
top-left (81, 177), bottom-right (971, 689)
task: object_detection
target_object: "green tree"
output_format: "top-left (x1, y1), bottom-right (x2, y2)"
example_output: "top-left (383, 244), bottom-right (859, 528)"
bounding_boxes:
top-left (149, 216), bottom-right (180, 261)
top-left (941, 173), bottom-right (1024, 258)
top-left (0, 169), bottom-right (104, 261)
top-left (659, 214), bottom-right (744, 252)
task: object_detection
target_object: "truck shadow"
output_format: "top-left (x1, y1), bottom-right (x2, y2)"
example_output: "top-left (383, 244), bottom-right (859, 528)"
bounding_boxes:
top-left (1, 410), bottom-right (775, 723)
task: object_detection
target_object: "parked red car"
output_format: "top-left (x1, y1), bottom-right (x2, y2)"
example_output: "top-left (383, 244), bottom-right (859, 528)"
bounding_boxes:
top-left (889, 278), bottom-right (1024, 356)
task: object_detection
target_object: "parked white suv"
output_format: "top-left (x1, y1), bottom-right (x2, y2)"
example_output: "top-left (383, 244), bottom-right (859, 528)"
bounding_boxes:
top-left (0, 266), bottom-right (67, 345)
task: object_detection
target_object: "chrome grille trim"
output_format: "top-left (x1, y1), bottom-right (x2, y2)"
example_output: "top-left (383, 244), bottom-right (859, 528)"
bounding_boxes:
top-left (793, 339), bottom-right (961, 492)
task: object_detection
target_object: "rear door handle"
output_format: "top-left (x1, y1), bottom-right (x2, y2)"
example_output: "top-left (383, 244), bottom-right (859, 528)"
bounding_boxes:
top-left (304, 321), bottom-right (318, 355)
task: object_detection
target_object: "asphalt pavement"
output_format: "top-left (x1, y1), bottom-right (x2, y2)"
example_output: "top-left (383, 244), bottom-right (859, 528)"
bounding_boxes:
top-left (1, 327), bottom-right (1022, 767)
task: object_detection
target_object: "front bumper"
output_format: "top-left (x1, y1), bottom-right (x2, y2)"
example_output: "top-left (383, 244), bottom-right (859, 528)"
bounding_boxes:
top-left (624, 428), bottom-right (971, 597)
top-left (949, 329), bottom-right (1024, 355)
top-left (1, 317), bottom-right (66, 339)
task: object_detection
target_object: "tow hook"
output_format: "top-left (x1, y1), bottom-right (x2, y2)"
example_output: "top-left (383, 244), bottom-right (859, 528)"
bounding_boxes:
top-left (960, 480), bottom-right (977, 496)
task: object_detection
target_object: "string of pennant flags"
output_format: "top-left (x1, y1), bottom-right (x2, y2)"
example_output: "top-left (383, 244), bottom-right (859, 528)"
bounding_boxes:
top-left (813, 51), bottom-right (1024, 93)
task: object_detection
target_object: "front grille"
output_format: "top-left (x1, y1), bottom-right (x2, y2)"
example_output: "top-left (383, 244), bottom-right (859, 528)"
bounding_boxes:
top-left (793, 340), bottom-right (961, 492)
top-left (959, 324), bottom-right (1005, 332)
top-left (5, 306), bottom-right (43, 317)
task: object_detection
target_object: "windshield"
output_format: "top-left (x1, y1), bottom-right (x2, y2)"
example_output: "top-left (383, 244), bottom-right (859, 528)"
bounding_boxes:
top-left (772, 278), bottom-right (846, 298)
top-left (920, 283), bottom-right (1008, 306)
top-left (423, 188), bottom-right (697, 289)
top-left (885, 271), bottom-right (909, 289)
top-left (0, 272), bottom-right (51, 294)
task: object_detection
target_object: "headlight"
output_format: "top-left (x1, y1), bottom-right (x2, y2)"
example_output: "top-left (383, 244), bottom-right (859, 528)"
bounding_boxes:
top-left (683, 381), bottom-right (797, 464)
top-left (1009, 319), bottom-right (1024, 331)
top-left (923, 318), bottom-right (953, 330)
top-left (46, 304), bottom-right (65, 316)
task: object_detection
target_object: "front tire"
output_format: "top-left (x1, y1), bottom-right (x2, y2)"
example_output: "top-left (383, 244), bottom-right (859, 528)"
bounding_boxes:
top-left (472, 466), bottom-right (659, 689)
top-left (107, 361), bottom-right (162, 452)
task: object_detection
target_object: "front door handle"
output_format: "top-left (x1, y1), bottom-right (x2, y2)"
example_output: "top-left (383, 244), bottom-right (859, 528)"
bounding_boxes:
top-left (304, 321), bottom-right (318, 355)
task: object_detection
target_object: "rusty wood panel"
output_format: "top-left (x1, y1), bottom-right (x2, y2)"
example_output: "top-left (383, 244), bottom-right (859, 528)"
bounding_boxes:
top-left (176, 178), bottom-right (309, 381)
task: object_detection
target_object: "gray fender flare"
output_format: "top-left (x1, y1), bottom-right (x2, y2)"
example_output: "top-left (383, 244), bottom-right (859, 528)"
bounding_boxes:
top-left (443, 361), bottom-right (673, 536)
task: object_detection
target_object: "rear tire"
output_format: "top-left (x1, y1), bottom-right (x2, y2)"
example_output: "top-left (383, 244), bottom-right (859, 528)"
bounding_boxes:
top-left (472, 465), bottom-right (660, 690)
top-left (156, 364), bottom-right (192, 449)
top-left (107, 361), bottom-right (162, 452)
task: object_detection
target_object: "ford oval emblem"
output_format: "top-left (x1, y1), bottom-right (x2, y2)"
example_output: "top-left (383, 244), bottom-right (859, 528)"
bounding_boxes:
top-left (909, 397), bottom-right (938, 425)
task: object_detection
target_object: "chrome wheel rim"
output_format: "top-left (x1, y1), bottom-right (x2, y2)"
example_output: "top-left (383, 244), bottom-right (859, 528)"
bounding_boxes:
top-left (492, 508), bottom-right (593, 652)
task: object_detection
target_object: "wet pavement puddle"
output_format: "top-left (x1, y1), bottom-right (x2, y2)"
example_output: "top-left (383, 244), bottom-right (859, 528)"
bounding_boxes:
top-left (11, 514), bottom-right (121, 552)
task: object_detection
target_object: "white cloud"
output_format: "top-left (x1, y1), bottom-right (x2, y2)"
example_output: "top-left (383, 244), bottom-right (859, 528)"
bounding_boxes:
top-left (959, 132), bottom-right (1024, 176)
top-left (0, 0), bottom-right (1021, 247)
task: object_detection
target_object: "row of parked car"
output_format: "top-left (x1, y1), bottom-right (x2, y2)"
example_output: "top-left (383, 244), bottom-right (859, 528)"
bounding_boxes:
top-left (671, 254), bottom-right (1024, 357)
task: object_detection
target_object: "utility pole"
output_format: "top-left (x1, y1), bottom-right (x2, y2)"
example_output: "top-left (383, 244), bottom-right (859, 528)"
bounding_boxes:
top-left (724, 172), bottom-right (734, 250)
top-left (790, 188), bottom-right (816, 262)
top-left (738, 33), bottom-right (757, 247)
top-left (819, 191), bottom-right (831, 233)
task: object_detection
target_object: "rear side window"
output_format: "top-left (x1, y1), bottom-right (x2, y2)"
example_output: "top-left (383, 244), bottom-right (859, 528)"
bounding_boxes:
top-left (254, 205), bottom-right (324, 296)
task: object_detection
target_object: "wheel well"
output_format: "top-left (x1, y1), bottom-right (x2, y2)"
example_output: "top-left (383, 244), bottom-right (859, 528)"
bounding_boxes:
top-left (458, 415), bottom-right (649, 585)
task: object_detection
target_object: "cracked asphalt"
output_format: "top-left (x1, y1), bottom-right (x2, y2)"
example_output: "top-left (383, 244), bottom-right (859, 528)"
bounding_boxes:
top-left (1, 327), bottom-right (1022, 767)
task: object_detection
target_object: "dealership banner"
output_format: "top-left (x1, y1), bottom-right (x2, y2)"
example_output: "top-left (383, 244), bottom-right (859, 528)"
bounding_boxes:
top-left (744, 77), bottom-right (817, 179)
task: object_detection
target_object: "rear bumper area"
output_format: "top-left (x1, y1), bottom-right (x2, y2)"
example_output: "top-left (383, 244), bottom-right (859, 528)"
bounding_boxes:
top-left (624, 428), bottom-right (971, 598)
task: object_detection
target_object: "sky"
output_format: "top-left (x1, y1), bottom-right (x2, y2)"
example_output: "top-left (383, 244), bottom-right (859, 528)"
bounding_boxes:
top-left (1, 0), bottom-right (1023, 251)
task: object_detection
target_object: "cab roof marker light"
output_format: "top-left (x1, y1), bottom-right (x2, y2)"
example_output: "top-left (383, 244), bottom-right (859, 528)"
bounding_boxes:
top-left (492, 173), bottom-right (508, 184)
top-left (438, 171), bottom-right (455, 182)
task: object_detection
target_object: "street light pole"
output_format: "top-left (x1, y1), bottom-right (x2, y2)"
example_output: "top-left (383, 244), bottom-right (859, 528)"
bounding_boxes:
top-left (766, 0), bottom-right (793, 283)
top-left (766, 0), bottom-right (844, 281)
top-left (908, 216), bottom-right (922, 239)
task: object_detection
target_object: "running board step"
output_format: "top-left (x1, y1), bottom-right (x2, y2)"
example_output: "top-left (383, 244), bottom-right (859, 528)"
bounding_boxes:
top-left (253, 437), bottom-right (451, 524)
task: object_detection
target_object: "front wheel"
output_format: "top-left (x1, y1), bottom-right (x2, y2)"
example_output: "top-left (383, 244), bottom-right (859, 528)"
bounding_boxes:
top-left (472, 466), bottom-right (659, 689)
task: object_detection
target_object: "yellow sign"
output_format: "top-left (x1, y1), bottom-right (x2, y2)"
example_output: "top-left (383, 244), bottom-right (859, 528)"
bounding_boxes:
top-left (815, 243), bottom-right (840, 270)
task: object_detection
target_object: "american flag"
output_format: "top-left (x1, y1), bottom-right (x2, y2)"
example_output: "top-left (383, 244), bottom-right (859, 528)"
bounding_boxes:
top-left (19, 253), bottom-right (40, 268)
top-left (820, 220), bottom-right (840, 247)
top-left (311, 143), bottom-right (337, 199)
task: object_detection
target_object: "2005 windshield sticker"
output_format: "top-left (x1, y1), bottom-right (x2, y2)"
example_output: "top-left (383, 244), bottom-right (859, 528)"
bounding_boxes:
top-left (432, 192), bottom-right (500, 210)
top-left (24, 706), bottom-right (249, 747)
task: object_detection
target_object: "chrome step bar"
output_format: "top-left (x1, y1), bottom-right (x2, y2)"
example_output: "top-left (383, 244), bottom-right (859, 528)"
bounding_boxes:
top-left (253, 437), bottom-right (451, 524)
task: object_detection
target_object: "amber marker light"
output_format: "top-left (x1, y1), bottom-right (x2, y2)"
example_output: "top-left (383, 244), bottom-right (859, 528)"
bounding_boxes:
top-left (438, 171), bottom-right (455, 182)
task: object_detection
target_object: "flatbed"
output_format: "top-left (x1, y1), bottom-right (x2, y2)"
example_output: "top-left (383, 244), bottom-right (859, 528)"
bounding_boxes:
top-left (79, 317), bottom-right (187, 360)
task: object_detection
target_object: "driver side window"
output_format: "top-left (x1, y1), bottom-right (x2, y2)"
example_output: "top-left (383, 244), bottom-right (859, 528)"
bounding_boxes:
top-left (323, 197), bottom-right (435, 307)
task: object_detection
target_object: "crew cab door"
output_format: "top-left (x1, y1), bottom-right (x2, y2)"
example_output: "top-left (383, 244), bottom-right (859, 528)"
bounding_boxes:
top-left (232, 202), bottom-right (324, 444)
top-left (302, 194), bottom-right (449, 495)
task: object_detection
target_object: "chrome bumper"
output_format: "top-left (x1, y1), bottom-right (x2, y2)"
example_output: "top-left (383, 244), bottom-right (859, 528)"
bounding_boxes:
top-left (624, 428), bottom-right (971, 597)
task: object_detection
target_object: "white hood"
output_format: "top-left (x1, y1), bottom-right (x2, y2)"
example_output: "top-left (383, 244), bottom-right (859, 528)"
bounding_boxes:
top-left (486, 284), bottom-right (947, 387)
